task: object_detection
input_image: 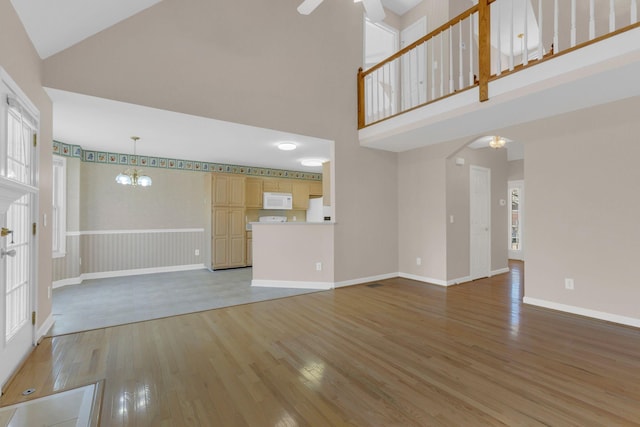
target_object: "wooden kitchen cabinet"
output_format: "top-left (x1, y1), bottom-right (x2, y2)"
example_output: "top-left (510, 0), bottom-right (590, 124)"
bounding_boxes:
top-left (212, 207), bottom-right (246, 269)
top-left (292, 181), bottom-right (310, 210)
top-left (309, 181), bottom-right (323, 197)
top-left (213, 173), bottom-right (245, 207)
top-left (246, 231), bottom-right (253, 266)
top-left (322, 161), bottom-right (331, 206)
top-left (245, 178), bottom-right (263, 208)
top-left (263, 179), bottom-right (292, 193)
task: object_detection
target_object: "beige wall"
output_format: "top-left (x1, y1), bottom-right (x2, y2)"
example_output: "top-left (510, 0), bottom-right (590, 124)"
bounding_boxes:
top-left (398, 143), bottom-right (455, 283)
top-left (42, 0), bottom-right (399, 283)
top-left (1, 0), bottom-right (53, 330)
top-left (508, 159), bottom-right (525, 181)
top-left (80, 163), bottom-right (206, 230)
top-left (524, 98), bottom-right (640, 321)
top-left (252, 224), bottom-right (334, 285)
top-left (446, 146), bottom-right (509, 280)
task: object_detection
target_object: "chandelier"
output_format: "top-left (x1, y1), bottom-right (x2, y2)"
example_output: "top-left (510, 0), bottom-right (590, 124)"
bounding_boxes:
top-left (115, 136), bottom-right (152, 187)
top-left (489, 135), bottom-right (506, 149)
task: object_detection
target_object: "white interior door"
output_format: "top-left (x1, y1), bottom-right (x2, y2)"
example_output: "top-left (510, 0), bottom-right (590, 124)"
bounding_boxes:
top-left (0, 71), bottom-right (38, 392)
top-left (508, 180), bottom-right (524, 260)
top-left (470, 166), bottom-right (491, 280)
top-left (401, 17), bottom-right (427, 109)
top-left (364, 18), bottom-right (399, 122)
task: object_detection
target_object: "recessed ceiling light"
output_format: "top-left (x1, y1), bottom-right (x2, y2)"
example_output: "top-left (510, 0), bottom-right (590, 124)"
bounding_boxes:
top-left (300, 158), bottom-right (324, 167)
top-left (278, 142), bottom-right (297, 151)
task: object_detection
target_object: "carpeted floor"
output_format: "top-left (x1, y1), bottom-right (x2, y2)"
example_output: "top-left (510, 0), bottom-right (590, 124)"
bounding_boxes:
top-left (49, 268), bottom-right (319, 336)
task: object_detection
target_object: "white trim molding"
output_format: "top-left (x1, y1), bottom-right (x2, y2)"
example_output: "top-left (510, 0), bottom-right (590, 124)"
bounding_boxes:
top-left (334, 272), bottom-right (398, 288)
top-left (490, 267), bottom-right (510, 276)
top-left (251, 280), bottom-right (333, 290)
top-left (398, 272), bottom-right (450, 287)
top-left (447, 276), bottom-right (472, 285)
top-left (52, 264), bottom-right (206, 288)
top-left (36, 313), bottom-right (55, 342)
top-left (523, 297), bottom-right (640, 329)
top-left (68, 228), bottom-right (205, 236)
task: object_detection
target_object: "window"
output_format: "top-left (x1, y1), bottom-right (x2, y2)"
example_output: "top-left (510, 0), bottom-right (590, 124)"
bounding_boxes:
top-left (52, 156), bottom-right (66, 257)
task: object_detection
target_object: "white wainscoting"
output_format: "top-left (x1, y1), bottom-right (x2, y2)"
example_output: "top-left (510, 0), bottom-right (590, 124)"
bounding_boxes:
top-left (52, 229), bottom-right (205, 287)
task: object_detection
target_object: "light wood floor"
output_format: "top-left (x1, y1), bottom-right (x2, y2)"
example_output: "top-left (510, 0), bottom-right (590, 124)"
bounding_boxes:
top-left (2, 261), bottom-right (640, 426)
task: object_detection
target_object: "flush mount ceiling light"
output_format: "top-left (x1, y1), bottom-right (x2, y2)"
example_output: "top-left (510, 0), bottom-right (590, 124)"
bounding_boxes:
top-left (300, 158), bottom-right (324, 167)
top-left (489, 136), bottom-right (506, 149)
top-left (115, 136), bottom-right (152, 187)
top-left (277, 142), bottom-right (297, 151)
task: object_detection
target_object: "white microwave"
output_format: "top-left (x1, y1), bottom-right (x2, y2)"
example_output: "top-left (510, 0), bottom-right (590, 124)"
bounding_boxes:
top-left (263, 192), bottom-right (293, 210)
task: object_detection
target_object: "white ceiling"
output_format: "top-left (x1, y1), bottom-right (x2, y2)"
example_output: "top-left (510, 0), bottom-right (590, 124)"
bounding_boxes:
top-left (8, 1), bottom-right (331, 173)
top-left (46, 88), bottom-right (331, 172)
top-left (10, 0), bottom-right (163, 59)
top-left (382, 0), bottom-right (424, 16)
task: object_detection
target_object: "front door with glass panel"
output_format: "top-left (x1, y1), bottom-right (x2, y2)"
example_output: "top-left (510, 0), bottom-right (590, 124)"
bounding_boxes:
top-left (0, 72), bottom-right (38, 391)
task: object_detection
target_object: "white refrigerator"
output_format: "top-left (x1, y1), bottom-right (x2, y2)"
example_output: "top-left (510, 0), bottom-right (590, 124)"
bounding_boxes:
top-left (307, 197), bottom-right (331, 222)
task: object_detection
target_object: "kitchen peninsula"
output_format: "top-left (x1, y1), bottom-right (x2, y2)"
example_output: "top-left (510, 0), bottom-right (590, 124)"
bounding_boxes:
top-left (251, 221), bottom-right (335, 289)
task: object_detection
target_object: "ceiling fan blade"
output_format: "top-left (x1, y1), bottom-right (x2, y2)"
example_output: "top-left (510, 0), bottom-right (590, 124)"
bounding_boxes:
top-left (361, 0), bottom-right (386, 22)
top-left (297, 0), bottom-right (324, 15)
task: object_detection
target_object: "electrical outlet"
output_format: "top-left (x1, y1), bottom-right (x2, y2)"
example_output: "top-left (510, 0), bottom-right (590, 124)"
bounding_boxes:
top-left (565, 278), bottom-right (575, 290)
top-left (416, 257), bottom-right (422, 266)
top-left (315, 262), bottom-right (322, 271)
top-left (195, 249), bottom-right (200, 256)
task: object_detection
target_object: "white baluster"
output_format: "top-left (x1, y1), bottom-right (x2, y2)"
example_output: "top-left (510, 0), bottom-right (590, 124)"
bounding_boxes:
top-left (496, 3), bottom-right (502, 75)
top-left (469, 13), bottom-right (475, 85)
top-left (458, 22), bottom-right (464, 89)
top-left (571, 0), bottom-right (576, 47)
top-left (376, 69), bottom-right (381, 121)
top-left (366, 75), bottom-right (372, 124)
top-left (523, 0), bottom-right (529, 66)
top-left (510, 0), bottom-right (514, 71)
top-left (382, 64), bottom-right (388, 117)
top-left (449, 26), bottom-right (454, 93)
top-left (632, 0), bottom-right (638, 24)
top-left (414, 45), bottom-right (420, 106)
top-left (431, 38), bottom-right (436, 100)
top-left (589, 0), bottom-right (595, 40)
top-left (538, 0), bottom-right (543, 59)
top-left (554, 0), bottom-right (559, 53)
top-left (609, 0), bottom-right (616, 32)
top-left (440, 32), bottom-right (444, 97)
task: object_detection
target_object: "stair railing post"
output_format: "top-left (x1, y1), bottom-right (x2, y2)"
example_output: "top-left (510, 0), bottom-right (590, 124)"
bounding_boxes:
top-left (478, 0), bottom-right (491, 102)
top-left (357, 67), bottom-right (365, 129)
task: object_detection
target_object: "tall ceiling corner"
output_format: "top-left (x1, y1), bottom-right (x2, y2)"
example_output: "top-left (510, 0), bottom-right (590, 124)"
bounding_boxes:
top-left (10, 0), bottom-right (163, 59)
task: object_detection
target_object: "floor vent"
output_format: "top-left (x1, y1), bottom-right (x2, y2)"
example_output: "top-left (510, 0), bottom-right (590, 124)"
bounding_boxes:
top-left (366, 283), bottom-right (383, 288)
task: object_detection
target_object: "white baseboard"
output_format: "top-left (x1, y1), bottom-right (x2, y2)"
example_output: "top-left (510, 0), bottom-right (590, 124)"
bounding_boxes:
top-left (523, 297), bottom-right (640, 328)
top-left (53, 264), bottom-right (206, 288)
top-left (334, 272), bottom-right (398, 288)
top-left (447, 276), bottom-right (471, 285)
top-left (251, 279), bottom-right (333, 290)
top-left (398, 272), bottom-right (450, 287)
top-left (52, 277), bottom-right (83, 289)
top-left (491, 267), bottom-right (510, 276)
top-left (37, 312), bottom-right (55, 341)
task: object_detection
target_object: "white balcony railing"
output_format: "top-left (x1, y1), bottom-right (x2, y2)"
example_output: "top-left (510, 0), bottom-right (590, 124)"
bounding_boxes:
top-left (358, 0), bottom-right (640, 129)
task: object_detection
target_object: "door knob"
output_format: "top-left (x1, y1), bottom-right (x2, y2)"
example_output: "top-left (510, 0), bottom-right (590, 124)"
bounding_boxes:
top-left (1, 248), bottom-right (16, 258)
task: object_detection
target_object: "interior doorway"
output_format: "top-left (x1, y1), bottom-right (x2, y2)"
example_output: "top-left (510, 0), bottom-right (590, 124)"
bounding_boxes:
top-left (470, 165), bottom-right (491, 280)
top-left (508, 180), bottom-right (524, 260)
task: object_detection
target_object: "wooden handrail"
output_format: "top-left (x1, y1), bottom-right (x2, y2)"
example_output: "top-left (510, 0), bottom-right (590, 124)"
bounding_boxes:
top-left (357, 0), bottom-right (637, 129)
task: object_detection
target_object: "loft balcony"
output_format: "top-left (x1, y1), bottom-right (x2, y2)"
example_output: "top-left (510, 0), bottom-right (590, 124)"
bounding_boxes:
top-left (358, 0), bottom-right (640, 151)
